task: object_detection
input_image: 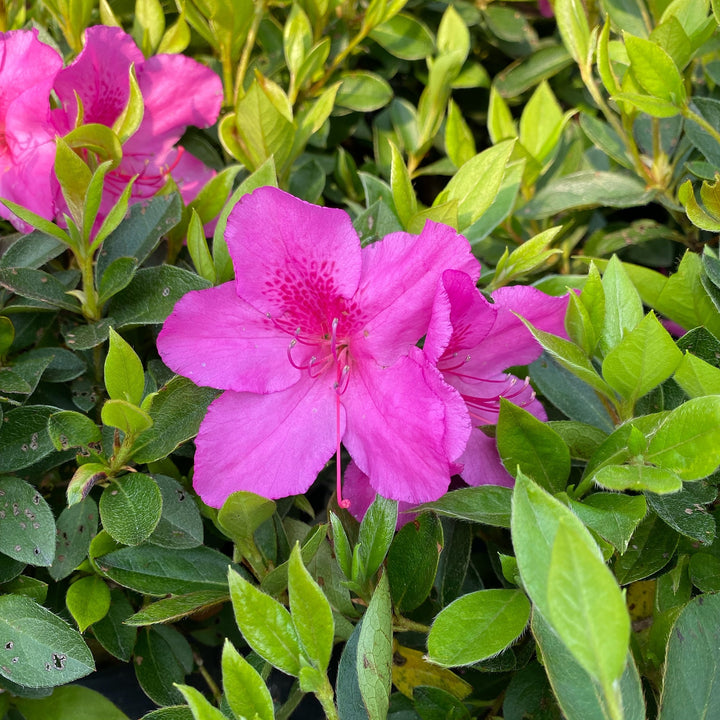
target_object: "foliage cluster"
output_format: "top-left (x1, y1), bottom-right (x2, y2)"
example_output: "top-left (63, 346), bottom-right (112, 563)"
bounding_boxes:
top-left (3, 0), bottom-right (720, 719)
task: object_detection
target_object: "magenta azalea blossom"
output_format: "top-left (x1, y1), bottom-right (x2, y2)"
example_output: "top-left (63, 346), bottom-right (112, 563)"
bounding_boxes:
top-left (158, 187), bottom-right (479, 508)
top-left (424, 269), bottom-right (569, 487)
top-left (51, 26), bottom-right (222, 222)
top-left (0, 30), bottom-right (62, 231)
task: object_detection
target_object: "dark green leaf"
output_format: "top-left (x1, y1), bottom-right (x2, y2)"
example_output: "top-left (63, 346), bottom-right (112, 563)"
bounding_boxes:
top-left (125, 590), bottom-right (228, 626)
top-left (356, 495), bottom-right (398, 582)
top-left (148, 475), bottom-right (203, 549)
top-left (91, 589), bottom-right (137, 662)
top-left (387, 513), bottom-right (443, 612)
top-left (0, 594), bottom-right (94, 688)
top-left (614, 514), bottom-right (679, 584)
top-left (0, 268), bottom-right (80, 312)
top-left (134, 626), bottom-right (191, 706)
top-left (49, 498), bottom-right (98, 581)
top-left (415, 486), bottom-right (512, 527)
top-left (645, 482), bottom-right (716, 545)
top-left (99, 474), bottom-right (162, 546)
top-left (0, 476), bottom-right (55, 567)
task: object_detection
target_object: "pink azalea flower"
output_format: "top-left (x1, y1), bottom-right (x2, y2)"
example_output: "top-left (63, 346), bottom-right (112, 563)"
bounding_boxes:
top-left (157, 187), bottom-right (480, 508)
top-left (424, 269), bottom-right (569, 487)
top-left (0, 30), bottom-right (62, 231)
top-left (51, 26), bottom-right (222, 223)
top-left (538, 0), bottom-right (554, 17)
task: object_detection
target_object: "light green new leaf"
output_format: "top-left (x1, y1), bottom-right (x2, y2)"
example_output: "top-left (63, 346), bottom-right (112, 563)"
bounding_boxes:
top-left (389, 142), bottom-right (416, 227)
top-left (674, 352), bottom-right (720, 397)
top-left (547, 519), bottom-right (630, 687)
top-left (427, 589), bottom-right (530, 667)
top-left (602, 312), bottom-right (683, 403)
top-left (66, 575), bottom-right (111, 632)
top-left (288, 543), bottom-right (334, 672)
top-left (176, 685), bottom-right (226, 720)
top-left (228, 567), bottom-right (301, 676)
top-left (647, 396), bottom-right (720, 481)
top-left (600, 255), bottom-right (644, 355)
top-left (555, 0), bottom-right (591, 66)
top-left (624, 33), bottom-right (685, 105)
top-left (105, 328), bottom-right (144, 406)
top-left (434, 139), bottom-right (515, 230)
top-left (222, 640), bottom-right (274, 720)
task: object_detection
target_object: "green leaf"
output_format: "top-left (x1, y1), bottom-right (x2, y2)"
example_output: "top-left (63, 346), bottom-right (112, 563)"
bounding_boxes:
top-left (217, 491), bottom-right (276, 546)
top-left (659, 593), bottom-right (720, 719)
top-left (0, 594), bottom-right (94, 687)
top-left (66, 575), bottom-right (111, 632)
top-left (134, 626), bottom-right (191, 706)
top-left (283, 3), bottom-right (312, 79)
top-left (149, 475), bottom-right (204, 550)
top-left (414, 486), bottom-right (512, 527)
top-left (0, 476), bottom-right (55, 567)
top-left (14, 685), bottom-right (130, 720)
top-left (108, 266), bottom-right (211, 328)
top-left (176, 685), bottom-right (226, 720)
top-left (547, 519), bottom-right (630, 686)
top-left (511, 471), bottom-right (600, 613)
top-left (228, 566), bottom-right (301, 676)
top-left (67, 463), bottom-right (108, 507)
top-left (356, 573), bottom-right (392, 720)
top-left (55, 136), bottom-right (92, 226)
top-left (494, 45), bottom-right (573, 98)
top-left (520, 171), bottom-right (653, 219)
top-left (125, 590), bottom-right (227, 626)
top-left (99, 474), bottom-right (162, 546)
top-left (336, 71), bottom-right (393, 112)
top-left (555, 0), bottom-right (591, 66)
top-left (97, 257), bottom-right (138, 306)
top-left (532, 611), bottom-right (646, 720)
top-left (131, 376), bottom-right (219, 464)
top-left (519, 321), bottom-right (615, 398)
top-left (624, 33), bottom-right (685, 104)
top-left (614, 513), bottom-right (679, 584)
top-left (134, 0), bottom-right (165, 54)
top-left (568, 492), bottom-right (647, 553)
top-left (594, 464), bottom-right (684, 494)
top-left (0, 231), bottom-right (66, 271)
top-left (646, 396), bottom-right (720, 480)
top-left (330, 511), bottom-right (352, 579)
top-left (96, 194), bottom-right (182, 278)
top-left (646, 482), bottom-right (716, 545)
top-left (101, 399), bottom-right (153, 435)
top-left (674, 352), bottom-right (720, 397)
top-left (0, 267), bottom-right (81, 312)
top-left (389, 142), bottom-right (416, 227)
top-left (387, 512), bottom-right (443, 612)
top-left (49, 498), bottom-right (98, 582)
top-left (355, 495), bottom-right (398, 582)
top-left (434, 140), bottom-right (515, 230)
top-left (602, 312), bottom-right (683, 403)
top-left (289, 543), bottom-right (334, 672)
top-left (427, 589), bottom-right (530, 667)
top-left (92, 589), bottom-right (136, 661)
top-left (186, 210), bottom-right (215, 284)
top-left (104, 327), bottom-right (144, 406)
top-left (0, 405), bottom-right (59, 472)
top-left (48, 410), bottom-right (101, 450)
top-left (369, 13), bottom-right (434, 60)
top-left (600, 255), bottom-right (645, 355)
top-left (445, 100), bottom-right (476, 168)
top-left (97, 544), bottom-right (232, 596)
top-left (222, 641), bottom-right (274, 720)
top-left (497, 399), bottom-right (570, 493)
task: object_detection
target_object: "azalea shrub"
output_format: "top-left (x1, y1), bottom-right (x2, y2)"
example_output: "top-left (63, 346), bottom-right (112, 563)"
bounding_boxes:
top-left (3, 1), bottom-right (720, 719)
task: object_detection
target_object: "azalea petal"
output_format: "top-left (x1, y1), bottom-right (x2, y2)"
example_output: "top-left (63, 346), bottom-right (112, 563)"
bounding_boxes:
top-left (425, 270), bottom-right (497, 365)
top-left (352, 222), bottom-right (481, 365)
top-left (193, 378), bottom-right (340, 507)
top-left (52, 26), bottom-right (142, 131)
top-left (341, 351), bottom-right (470, 504)
top-left (170, 148), bottom-right (216, 206)
top-left (459, 427), bottom-right (515, 488)
top-left (157, 282), bottom-right (302, 393)
top-left (125, 53), bottom-right (222, 156)
top-left (226, 187), bottom-right (363, 319)
top-left (482, 285), bottom-right (570, 372)
top-left (342, 462), bottom-right (417, 527)
top-left (0, 30), bottom-right (62, 228)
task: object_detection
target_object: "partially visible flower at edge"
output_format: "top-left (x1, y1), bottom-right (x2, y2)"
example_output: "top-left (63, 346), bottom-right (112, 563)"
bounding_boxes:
top-left (0, 29), bottom-right (63, 232)
top-left (423, 269), bottom-right (570, 488)
top-left (51, 25), bottom-right (223, 225)
top-left (157, 186), bottom-right (480, 509)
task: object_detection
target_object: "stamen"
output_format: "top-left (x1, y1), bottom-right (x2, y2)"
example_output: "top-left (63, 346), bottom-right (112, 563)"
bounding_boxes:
top-left (330, 317), bottom-right (339, 361)
top-left (336, 392), bottom-right (350, 509)
top-left (335, 365), bottom-right (350, 395)
top-left (439, 353), bottom-right (472, 373)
